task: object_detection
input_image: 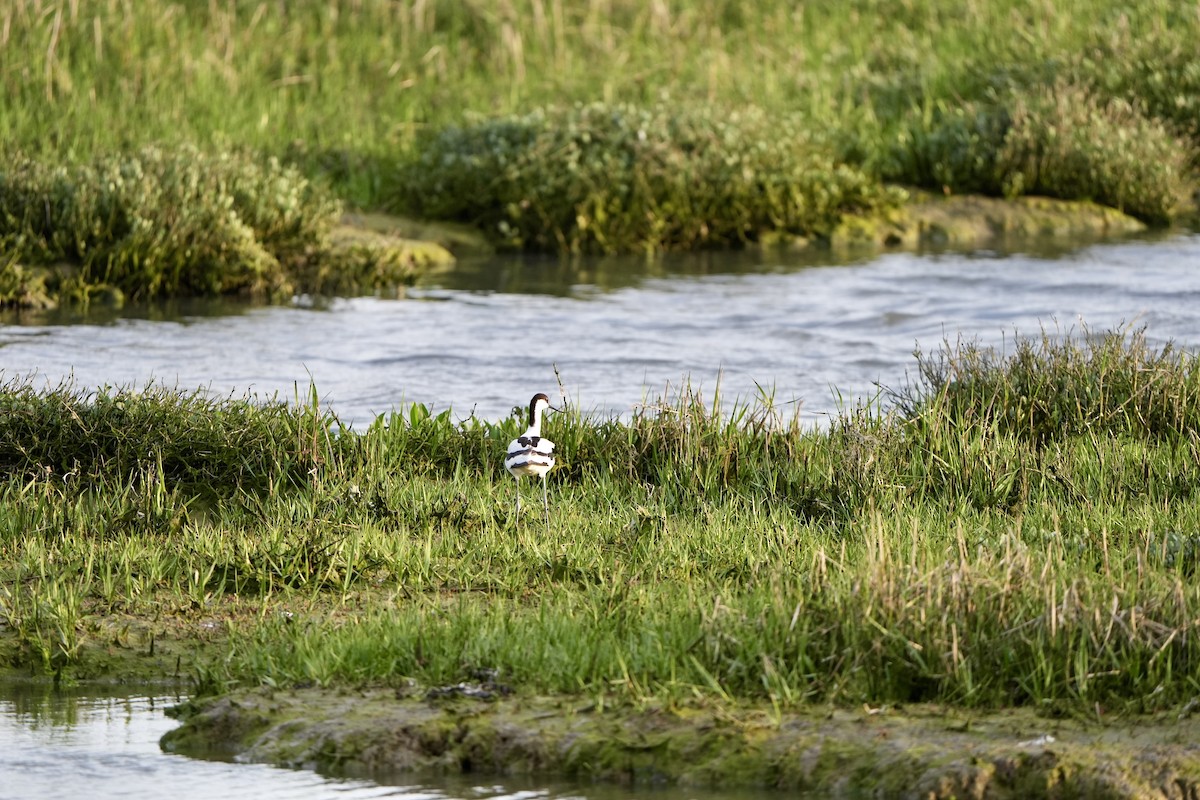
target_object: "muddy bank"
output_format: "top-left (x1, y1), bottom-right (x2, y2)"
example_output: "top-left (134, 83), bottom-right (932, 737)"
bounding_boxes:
top-left (162, 686), bottom-right (1200, 798)
top-left (826, 193), bottom-right (1150, 251)
top-left (376, 191), bottom-right (1155, 261)
top-left (1, 192), bottom-right (1159, 311)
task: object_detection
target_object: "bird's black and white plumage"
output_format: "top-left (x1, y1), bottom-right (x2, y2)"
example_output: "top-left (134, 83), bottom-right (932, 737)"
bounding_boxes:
top-left (504, 393), bottom-right (556, 526)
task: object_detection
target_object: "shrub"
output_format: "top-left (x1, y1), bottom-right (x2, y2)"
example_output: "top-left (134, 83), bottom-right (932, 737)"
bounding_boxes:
top-left (0, 147), bottom-right (343, 303)
top-left (997, 81), bottom-right (1192, 223)
top-left (881, 81), bottom-right (1193, 223)
top-left (1078, 24), bottom-right (1200, 142)
top-left (876, 101), bottom-right (1013, 194)
top-left (393, 103), bottom-right (903, 253)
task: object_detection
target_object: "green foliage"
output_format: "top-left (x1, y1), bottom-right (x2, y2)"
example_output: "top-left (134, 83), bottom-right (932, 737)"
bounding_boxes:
top-left (0, 147), bottom-right (343, 303)
top-left (5, 329), bottom-right (1200, 709)
top-left (874, 102), bottom-right (1012, 195)
top-left (4, 0), bottom-right (1200, 257)
top-left (894, 327), bottom-right (1200, 443)
top-left (206, 533), bottom-right (1200, 708)
top-left (877, 84), bottom-right (1193, 223)
top-left (998, 83), bottom-right (1192, 223)
top-left (0, 376), bottom-right (340, 499)
top-left (1075, 18), bottom-right (1200, 141)
top-left (1, 0), bottom-right (1199, 225)
top-left (395, 103), bottom-right (903, 252)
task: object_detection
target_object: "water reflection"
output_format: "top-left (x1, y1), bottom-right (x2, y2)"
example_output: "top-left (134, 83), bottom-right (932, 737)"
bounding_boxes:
top-left (0, 683), bottom-right (390, 800)
top-left (424, 229), bottom-right (1151, 296)
top-left (0, 295), bottom-right (264, 329)
top-left (428, 247), bottom-right (866, 296)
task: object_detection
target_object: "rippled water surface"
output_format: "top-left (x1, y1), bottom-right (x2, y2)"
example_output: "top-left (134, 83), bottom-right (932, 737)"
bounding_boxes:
top-left (1, 685), bottom-right (391, 800)
top-left (4, 234), bottom-right (1198, 428)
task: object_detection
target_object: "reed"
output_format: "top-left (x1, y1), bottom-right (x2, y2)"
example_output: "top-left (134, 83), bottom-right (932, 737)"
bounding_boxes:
top-left (0, 375), bottom-right (339, 498)
top-left (3, 328), bottom-right (1200, 712)
top-left (891, 327), bottom-right (1200, 442)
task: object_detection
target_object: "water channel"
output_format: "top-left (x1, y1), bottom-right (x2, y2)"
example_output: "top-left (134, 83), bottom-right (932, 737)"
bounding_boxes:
top-left (3, 233), bottom-right (1197, 429)
top-left (2, 232), bottom-right (1200, 798)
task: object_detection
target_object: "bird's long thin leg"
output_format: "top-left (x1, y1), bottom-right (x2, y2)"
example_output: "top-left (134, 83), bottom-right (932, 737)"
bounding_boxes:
top-left (513, 475), bottom-right (522, 529)
top-left (542, 476), bottom-right (550, 530)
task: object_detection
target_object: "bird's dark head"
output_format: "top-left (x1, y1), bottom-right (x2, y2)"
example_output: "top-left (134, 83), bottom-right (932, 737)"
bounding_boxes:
top-left (528, 393), bottom-right (555, 425)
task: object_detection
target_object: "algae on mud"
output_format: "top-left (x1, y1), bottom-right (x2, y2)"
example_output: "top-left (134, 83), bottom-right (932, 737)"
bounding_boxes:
top-left (161, 687), bottom-right (1200, 798)
top-left (826, 193), bottom-right (1148, 251)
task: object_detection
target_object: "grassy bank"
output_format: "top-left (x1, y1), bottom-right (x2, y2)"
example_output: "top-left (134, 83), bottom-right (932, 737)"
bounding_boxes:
top-left (0, 147), bottom-right (452, 308)
top-left (2, 1), bottom-right (1198, 261)
top-left (4, 328), bottom-right (1200, 717)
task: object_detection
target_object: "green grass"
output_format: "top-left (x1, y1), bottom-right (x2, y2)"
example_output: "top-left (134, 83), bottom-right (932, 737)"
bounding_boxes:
top-left (0, 147), bottom-right (340, 305)
top-left (4, 328), bottom-right (1200, 713)
top-left (0, 375), bottom-right (334, 498)
top-left (869, 81), bottom-right (1194, 224)
top-left (2, 1), bottom-right (1199, 259)
top-left (0, 146), bottom-right (450, 307)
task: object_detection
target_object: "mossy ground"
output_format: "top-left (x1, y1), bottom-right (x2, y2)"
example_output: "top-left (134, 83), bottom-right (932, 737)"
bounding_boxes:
top-left (161, 682), bottom-right (1200, 798)
top-left (0, 595), bottom-right (269, 687)
top-left (8, 590), bottom-right (1200, 798)
top-left (829, 192), bottom-right (1150, 251)
top-left (305, 215), bottom-right (456, 297)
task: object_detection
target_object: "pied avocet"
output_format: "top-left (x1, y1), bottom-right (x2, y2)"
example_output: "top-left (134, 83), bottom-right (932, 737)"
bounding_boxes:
top-left (504, 393), bottom-right (556, 527)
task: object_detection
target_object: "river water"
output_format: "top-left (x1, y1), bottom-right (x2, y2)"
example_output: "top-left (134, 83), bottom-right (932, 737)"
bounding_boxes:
top-left (2, 233), bottom-right (1200, 798)
top-left (3, 233), bottom-right (1197, 429)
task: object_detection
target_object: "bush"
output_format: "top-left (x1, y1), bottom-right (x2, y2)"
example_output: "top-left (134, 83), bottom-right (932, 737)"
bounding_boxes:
top-left (0, 147), bottom-right (343, 303)
top-left (876, 101), bottom-right (1012, 195)
top-left (393, 103), bottom-right (903, 253)
top-left (997, 82), bottom-right (1193, 223)
top-left (881, 81), bottom-right (1193, 223)
top-left (1078, 25), bottom-right (1200, 142)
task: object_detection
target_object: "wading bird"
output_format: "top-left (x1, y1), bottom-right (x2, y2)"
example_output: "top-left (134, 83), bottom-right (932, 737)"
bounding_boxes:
top-left (504, 393), bottom-right (556, 528)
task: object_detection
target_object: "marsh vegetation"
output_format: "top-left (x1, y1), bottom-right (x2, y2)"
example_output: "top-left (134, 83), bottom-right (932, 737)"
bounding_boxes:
top-left (3, 0), bottom-right (1199, 305)
top-left (5, 4), bottom-right (1200, 792)
top-left (4, 329), bottom-right (1200, 722)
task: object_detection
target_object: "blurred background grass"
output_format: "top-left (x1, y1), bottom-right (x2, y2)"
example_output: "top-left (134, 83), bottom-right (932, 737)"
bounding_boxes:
top-left (4, 0), bottom-right (1197, 215)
